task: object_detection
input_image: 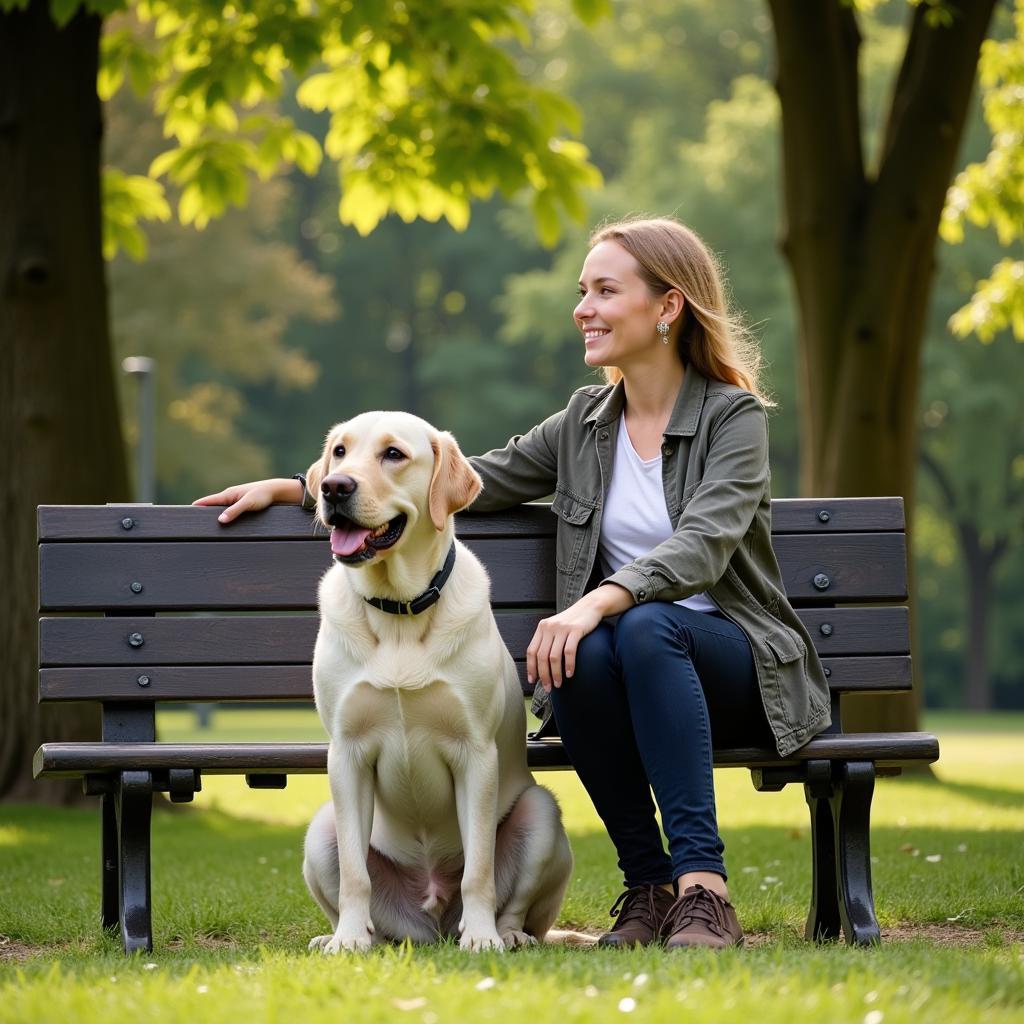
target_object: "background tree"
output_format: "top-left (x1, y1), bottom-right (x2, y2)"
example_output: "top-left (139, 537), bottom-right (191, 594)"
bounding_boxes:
top-left (766, 0), bottom-right (999, 732)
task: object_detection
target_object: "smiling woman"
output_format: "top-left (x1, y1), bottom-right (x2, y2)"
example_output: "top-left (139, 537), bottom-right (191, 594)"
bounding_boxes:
top-left (193, 215), bottom-right (829, 952)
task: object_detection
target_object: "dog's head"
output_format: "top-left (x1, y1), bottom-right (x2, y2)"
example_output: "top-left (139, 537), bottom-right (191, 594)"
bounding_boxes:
top-left (308, 412), bottom-right (482, 566)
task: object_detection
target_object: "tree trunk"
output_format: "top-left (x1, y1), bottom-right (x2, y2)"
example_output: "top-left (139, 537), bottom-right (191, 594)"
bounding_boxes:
top-left (960, 526), bottom-right (1007, 712)
top-left (962, 529), bottom-right (991, 711)
top-left (767, 0), bottom-right (997, 732)
top-left (0, 0), bottom-right (128, 802)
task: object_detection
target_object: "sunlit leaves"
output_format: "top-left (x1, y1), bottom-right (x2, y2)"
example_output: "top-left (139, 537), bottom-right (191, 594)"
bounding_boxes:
top-left (943, 1), bottom-right (1024, 340)
top-left (102, 167), bottom-right (171, 259)
top-left (948, 259), bottom-right (1024, 342)
top-left (91, 0), bottom-right (597, 252)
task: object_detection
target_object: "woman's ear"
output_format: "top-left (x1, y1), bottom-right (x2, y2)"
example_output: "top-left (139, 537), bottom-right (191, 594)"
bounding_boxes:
top-left (428, 431), bottom-right (482, 531)
top-left (661, 289), bottom-right (685, 325)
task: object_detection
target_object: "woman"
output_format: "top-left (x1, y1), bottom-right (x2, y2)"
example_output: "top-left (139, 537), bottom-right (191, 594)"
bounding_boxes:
top-left (196, 216), bottom-right (831, 949)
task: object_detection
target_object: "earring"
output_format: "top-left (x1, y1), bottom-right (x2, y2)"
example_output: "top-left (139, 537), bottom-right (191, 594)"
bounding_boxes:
top-left (656, 320), bottom-right (670, 344)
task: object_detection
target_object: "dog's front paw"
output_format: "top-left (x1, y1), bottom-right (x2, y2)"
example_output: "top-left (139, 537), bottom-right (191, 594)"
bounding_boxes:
top-left (313, 917), bottom-right (374, 954)
top-left (459, 930), bottom-right (505, 952)
top-left (500, 928), bottom-right (538, 950)
top-left (307, 934), bottom-right (335, 953)
top-left (322, 931), bottom-right (374, 954)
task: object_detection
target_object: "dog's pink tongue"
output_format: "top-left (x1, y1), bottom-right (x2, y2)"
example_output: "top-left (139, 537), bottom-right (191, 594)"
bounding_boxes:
top-left (331, 524), bottom-right (372, 557)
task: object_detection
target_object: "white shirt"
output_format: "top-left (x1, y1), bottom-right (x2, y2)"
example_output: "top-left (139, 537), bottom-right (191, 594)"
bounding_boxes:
top-left (599, 413), bottom-right (718, 614)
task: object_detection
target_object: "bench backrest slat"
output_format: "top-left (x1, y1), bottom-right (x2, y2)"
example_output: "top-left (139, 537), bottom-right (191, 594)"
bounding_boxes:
top-left (38, 532), bottom-right (907, 611)
top-left (40, 607), bottom-right (909, 666)
top-left (37, 497), bottom-right (904, 541)
top-left (39, 655), bottom-right (912, 703)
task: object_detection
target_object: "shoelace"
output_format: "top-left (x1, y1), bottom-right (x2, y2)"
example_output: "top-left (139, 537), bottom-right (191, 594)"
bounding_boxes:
top-left (661, 885), bottom-right (726, 938)
top-left (608, 885), bottom-right (662, 929)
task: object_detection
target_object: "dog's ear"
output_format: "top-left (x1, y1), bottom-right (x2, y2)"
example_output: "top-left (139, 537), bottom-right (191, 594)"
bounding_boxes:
top-left (306, 428), bottom-right (334, 502)
top-left (428, 431), bottom-right (482, 531)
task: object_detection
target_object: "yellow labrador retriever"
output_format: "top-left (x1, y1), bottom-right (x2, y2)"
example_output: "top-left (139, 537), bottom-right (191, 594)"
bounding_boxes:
top-left (302, 411), bottom-right (573, 953)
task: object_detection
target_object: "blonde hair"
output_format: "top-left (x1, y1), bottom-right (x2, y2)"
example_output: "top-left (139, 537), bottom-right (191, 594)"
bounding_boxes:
top-left (589, 216), bottom-right (772, 406)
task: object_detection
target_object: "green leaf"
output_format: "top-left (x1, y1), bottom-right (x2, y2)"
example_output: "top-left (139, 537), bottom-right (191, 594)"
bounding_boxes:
top-left (49, 0), bottom-right (82, 26)
top-left (532, 190), bottom-right (561, 248)
top-left (570, 0), bottom-right (612, 27)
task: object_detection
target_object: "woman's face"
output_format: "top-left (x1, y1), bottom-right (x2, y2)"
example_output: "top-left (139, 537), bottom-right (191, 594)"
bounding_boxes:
top-left (574, 240), bottom-right (677, 370)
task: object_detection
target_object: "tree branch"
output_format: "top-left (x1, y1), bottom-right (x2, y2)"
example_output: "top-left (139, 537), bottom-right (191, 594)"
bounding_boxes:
top-left (870, 1), bottom-right (997, 256)
top-left (767, 0), bottom-right (865, 254)
top-left (919, 446), bottom-right (958, 511)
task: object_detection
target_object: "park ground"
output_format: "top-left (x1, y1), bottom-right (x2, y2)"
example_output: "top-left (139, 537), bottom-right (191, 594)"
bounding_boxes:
top-left (1, 710), bottom-right (1022, 1023)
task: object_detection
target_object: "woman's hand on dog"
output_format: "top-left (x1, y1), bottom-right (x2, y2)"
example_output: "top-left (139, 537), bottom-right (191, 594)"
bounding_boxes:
top-left (192, 478), bottom-right (303, 523)
top-left (527, 584), bottom-right (634, 691)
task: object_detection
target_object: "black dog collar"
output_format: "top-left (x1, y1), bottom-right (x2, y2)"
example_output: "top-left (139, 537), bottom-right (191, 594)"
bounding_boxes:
top-left (364, 542), bottom-right (457, 616)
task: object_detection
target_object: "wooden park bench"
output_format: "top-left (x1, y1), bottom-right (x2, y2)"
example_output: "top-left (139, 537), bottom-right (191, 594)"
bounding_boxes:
top-left (34, 499), bottom-right (938, 953)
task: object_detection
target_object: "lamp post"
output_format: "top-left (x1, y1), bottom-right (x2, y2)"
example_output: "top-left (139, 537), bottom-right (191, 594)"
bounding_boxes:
top-left (121, 356), bottom-right (156, 502)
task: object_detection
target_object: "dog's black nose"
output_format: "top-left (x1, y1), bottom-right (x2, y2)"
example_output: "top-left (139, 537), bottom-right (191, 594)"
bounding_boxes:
top-left (321, 474), bottom-right (357, 502)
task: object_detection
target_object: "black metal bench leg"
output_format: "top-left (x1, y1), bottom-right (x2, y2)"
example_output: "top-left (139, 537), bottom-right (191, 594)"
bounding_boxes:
top-left (114, 771), bottom-right (154, 953)
top-left (101, 790), bottom-right (120, 930)
top-left (830, 761), bottom-right (881, 946)
top-left (804, 764), bottom-right (842, 942)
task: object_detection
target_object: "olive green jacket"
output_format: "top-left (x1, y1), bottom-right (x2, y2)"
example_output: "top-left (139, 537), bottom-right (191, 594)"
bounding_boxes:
top-left (466, 369), bottom-right (831, 757)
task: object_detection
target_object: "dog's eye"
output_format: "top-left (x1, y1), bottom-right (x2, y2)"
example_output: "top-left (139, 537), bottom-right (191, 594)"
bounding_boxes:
top-left (383, 447), bottom-right (406, 462)
top-left (333, 445), bottom-right (345, 458)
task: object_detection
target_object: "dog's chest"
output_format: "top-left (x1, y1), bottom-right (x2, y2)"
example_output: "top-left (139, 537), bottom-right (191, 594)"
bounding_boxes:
top-left (335, 677), bottom-right (474, 753)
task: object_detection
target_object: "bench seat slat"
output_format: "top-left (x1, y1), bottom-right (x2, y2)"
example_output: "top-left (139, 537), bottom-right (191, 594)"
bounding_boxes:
top-left (39, 655), bottom-right (913, 703)
top-left (38, 534), bottom-right (908, 611)
top-left (39, 607), bottom-right (909, 667)
top-left (38, 498), bottom-right (904, 541)
top-left (33, 731), bottom-right (939, 779)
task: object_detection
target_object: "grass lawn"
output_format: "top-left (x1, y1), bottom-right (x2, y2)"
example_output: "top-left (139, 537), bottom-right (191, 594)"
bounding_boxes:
top-left (1, 710), bottom-right (1022, 1023)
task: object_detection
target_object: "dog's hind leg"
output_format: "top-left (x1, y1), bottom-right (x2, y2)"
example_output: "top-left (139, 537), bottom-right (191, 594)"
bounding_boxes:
top-left (303, 804), bottom-right (439, 947)
top-left (303, 801), bottom-right (341, 949)
top-left (494, 784), bottom-right (573, 949)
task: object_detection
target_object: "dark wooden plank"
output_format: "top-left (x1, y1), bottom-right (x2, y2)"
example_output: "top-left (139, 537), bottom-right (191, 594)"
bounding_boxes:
top-left (38, 498), bottom-right (904, 542)
top-left (773, 533), bottom-right (906, 602)
top-left (769, 497), bottom-right (904, 534)
top-left (797, 607), bottom-right (909, 655)
top-left (40, 607), bottom-right (909, 668)
top-left (819, 656), bottom-right (912, 691)
top-left (38, 503), bottom-right (557, 542)
top-left (39, 654), bottom-right (911, 702)
top-left (33, 730), bottom-right (939, 779)
top-left (40, 666), bottom-right (316, 702)
top-left (40, 615), bottom-right (322, 666)
top-left (38, 533), bottom-right (906, 612)
top-left (38, 538), bottom-right (557, 611)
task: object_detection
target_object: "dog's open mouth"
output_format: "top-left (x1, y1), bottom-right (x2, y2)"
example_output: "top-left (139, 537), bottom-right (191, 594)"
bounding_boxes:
top-left (328, 513), bottom-right (407, 563)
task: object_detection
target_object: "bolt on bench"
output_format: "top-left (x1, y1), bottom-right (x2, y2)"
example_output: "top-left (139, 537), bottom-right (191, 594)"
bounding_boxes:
top-left (35, 499), bottom-right (938, 953)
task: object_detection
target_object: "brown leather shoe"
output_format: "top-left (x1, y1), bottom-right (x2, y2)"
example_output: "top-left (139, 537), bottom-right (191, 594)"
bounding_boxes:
top-left (597, 884), bottom-right (677, 947)
top-left (661, 884), bottom-right (744, 949)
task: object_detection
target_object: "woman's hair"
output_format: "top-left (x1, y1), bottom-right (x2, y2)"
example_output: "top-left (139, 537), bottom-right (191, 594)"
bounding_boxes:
top-left (588, 216), bottom-right (772, 406)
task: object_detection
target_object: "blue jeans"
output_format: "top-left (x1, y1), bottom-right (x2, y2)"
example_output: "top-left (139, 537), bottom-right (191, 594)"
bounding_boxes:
top-left (547, 601), bottom-right (770, 887)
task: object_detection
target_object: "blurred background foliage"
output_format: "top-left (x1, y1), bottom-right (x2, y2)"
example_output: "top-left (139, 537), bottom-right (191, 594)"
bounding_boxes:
top-left (102, 0), bottom-right (1023, 711)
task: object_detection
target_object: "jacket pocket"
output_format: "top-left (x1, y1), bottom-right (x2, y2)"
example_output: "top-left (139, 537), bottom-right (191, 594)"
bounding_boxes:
top-left (764, 628), bottom-right (807, 664)
top-left (551, 488), bottom-right (596, 574)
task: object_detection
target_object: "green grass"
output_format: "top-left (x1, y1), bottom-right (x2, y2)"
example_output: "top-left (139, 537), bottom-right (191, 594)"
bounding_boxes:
top-left (1, 711), bottom-right (1022, 1023)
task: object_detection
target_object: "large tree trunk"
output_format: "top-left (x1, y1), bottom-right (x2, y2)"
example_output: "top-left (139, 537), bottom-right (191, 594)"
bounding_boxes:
top-left (767, 0), bottom-right (997, 732)
top-left (0, 0), bottom-right (128, 802)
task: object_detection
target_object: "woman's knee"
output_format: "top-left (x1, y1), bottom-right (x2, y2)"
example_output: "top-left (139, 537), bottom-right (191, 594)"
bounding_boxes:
top-left (614, 602), bottom-right (687, 658)
top-left (568, 622), bottom-right (616, 684)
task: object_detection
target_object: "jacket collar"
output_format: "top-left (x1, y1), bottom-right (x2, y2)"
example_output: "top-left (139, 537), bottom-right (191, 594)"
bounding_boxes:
top-left (584, 367), bottom-right (708, 437)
